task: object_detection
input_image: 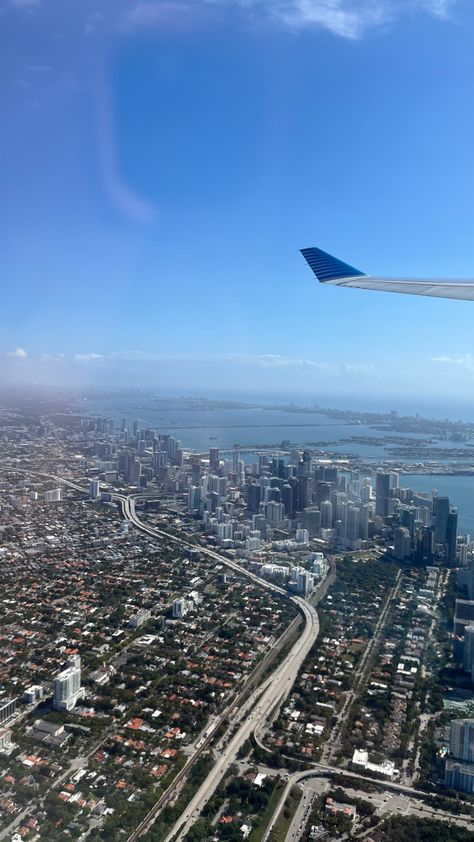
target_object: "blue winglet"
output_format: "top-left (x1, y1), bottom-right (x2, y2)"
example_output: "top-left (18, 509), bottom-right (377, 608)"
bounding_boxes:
top-left (300, 247), bottom-right (365, 283)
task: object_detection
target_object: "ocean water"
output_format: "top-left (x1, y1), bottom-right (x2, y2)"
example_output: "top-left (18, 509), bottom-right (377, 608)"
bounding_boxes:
top-left (80, 398), bottom-right (468, 457)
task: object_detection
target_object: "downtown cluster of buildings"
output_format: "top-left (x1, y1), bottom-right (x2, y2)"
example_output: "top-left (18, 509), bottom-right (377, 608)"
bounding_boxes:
top-left (0, 410), bottom-right (302, 839)
top-left (86, 420), bottom-right (463, 566)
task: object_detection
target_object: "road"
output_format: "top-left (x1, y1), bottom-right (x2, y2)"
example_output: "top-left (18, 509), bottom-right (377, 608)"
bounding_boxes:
top-left (258, 767), bottom-right (474, 842)
top-left (117, 497), bottom-right (322, 842)
top-left (286, 787), bottom-right (315, 842)
top-left (320, 569), bottom-right (402, 765)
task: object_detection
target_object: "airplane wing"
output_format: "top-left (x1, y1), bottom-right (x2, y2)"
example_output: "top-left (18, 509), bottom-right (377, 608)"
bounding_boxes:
top-left (301, 246), bottom-right (474, 301)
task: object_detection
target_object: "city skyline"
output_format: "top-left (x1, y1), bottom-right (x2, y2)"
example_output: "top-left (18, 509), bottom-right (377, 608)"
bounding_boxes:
top-left (2, 0), bottom-right (474, 401)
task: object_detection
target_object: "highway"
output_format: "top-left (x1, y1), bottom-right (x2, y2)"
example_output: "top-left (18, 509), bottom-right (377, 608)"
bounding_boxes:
top-left (116, 496), bottom-right (321, 842)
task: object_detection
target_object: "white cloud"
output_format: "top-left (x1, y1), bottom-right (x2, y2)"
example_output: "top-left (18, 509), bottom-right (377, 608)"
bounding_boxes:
top-left (125, 0), bottom-right (456, 38)
top-left (7, 347), bottom-right (28, 358)
top-left (432, 354), bottom-right (474, 370)
top-left (17, 349), bottom-right (377, 379)
top-left (74, 353), bottom-right (105, 362)
top-left (218, 352), bottom-right (378, 376)
top-left (271, 0), bottom-right (390, 38)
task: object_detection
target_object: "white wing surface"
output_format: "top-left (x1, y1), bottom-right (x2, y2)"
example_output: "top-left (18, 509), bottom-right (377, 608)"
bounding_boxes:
top-left (301, 247), bottom-right (474, 301)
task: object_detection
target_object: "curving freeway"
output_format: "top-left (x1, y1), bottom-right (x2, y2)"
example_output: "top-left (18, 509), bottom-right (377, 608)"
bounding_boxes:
top-left (119, 496), bottom-right (321, 842)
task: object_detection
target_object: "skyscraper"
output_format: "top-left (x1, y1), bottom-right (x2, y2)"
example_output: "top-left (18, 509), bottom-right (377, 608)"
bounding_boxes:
top-left (209, 448), bottom-right (220, 473)
top-left (463, 626), bottom-right (474, 679)
top-left (375, 472), bottom-right (391, 518)
top-left (434, 496), bottom-right (450, 543)
top-left (450, 719), bottom-right (474, 764)
top-left (446, 509), bottom-right (458, 567)
top-left (394, 526), bottom-right (411, 561)
top-left (53, 655), bottom-right (83, 712)
top-left (320, 499), bottom-right (333, 529)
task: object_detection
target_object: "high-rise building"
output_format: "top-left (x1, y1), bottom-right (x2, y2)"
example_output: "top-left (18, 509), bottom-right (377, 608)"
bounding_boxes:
top-left (463, 625), bottom-right (474, 679)
top-left (44, 488), bottom-right (62, 503)
top-left (188, 486), bottom-right (202, 512)
top-left (450, 719), bottom-right (474, 763)
top-left (467, 560), bottom-right (474, 601)
top-left (434, 496), bottom-right (450, 543)
top-left (454, 600), bottom-right (474, 637)
top-left (446, 509), bottom-right (458, 567)
top-left (128, 456), bottom-right (141, 486)
top-left (358, 505), bottom-right (370, 540)
top-left (233, 446), bottom-right (241, 473)
top-left (302, 507), bottom-right (321, 537)
top-left (173, 598), bottom-right (190, 619)
top-left (153, 450), bottom-right (167, 474)
top-left (247, 484), bottom-right (262, 514)
top-left (209, 448), bottom-right (220, 473)
top-left (375, 472), bottom-right (391, 518)
top-left (297, 476), bottom-right (310, 511)
top-left (320, 499), bottom-right (333, 529)
top-left (265, 500), bottom-right (285, 524)
top-left (296, 571), bottom-right (314, 596)
top-left (89, 480), bottom-right (100, 500)
top-left (315, 481), bottom-right (331, 507)
top-left (0, 699), bottom-right (17, 726)
top-left (344, 506), bottom-right (360, 541)
top-left (394, 526), bottom-right (411, 560)
top-left (53, 655), bottom-right (83, 712)
top-left (445, 760), bottom-right (474, 794)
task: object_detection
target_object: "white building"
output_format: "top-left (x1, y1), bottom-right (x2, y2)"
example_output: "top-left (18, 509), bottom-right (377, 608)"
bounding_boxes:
top-left (259, 563), bottom-right (289, 579)
top-left (245, 530), bottom-right (261, 552)
top-left (129, 609), bottom-right (151, 629)
top-left (44, 488), bottom-right (63, 503)
top-left (352, 748), bottom-right (396, 780)
top-left (296, 571), bottom-right (314, 596)
top-left (53, 655), bottom-right (84, 712)
top-left (23, 685), bottom-right (43, 705)
top-left (0, 729), bottom-right (13, 755)
top-left (173, 598), bottom-right (191, 619)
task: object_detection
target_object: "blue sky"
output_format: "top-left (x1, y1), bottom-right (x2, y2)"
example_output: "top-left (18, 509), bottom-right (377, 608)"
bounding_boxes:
top-left (2, 0), bottom-right (474, 407)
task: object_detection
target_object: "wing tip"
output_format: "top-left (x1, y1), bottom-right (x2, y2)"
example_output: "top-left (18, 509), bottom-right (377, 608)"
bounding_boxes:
top-left (300, 246), bottom-right (365, 283)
